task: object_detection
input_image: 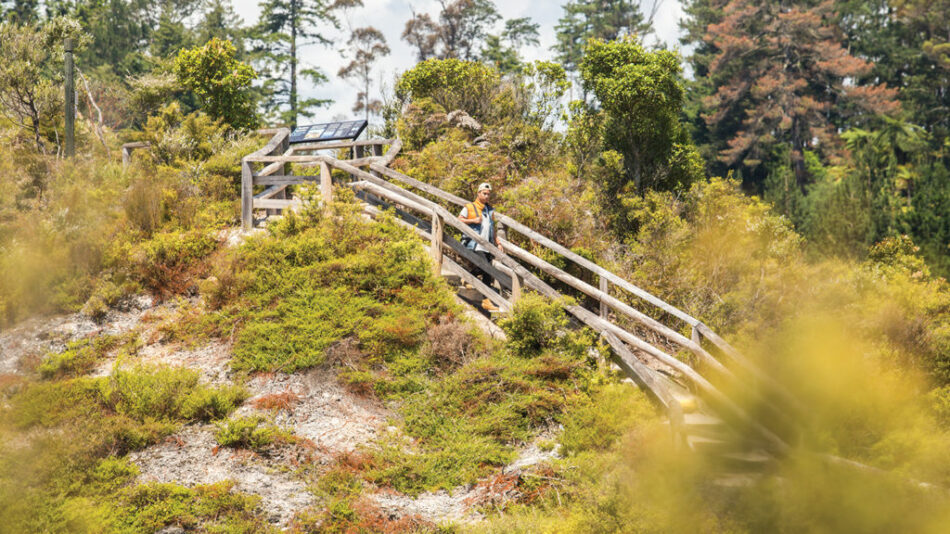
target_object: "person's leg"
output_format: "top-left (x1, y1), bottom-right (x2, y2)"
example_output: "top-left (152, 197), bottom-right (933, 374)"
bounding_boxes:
top-left (475, 251), bottom-right (494, 287)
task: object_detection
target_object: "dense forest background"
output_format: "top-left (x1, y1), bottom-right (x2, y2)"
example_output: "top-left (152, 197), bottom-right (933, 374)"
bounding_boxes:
top-left (2, 1), bottom-right (950, 532)
top-left (2, 0), bottom-right (947, 274)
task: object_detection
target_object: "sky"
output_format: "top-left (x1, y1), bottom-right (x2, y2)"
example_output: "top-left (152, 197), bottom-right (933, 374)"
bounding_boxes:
top-left (232, 0), bottom-right (687, 122)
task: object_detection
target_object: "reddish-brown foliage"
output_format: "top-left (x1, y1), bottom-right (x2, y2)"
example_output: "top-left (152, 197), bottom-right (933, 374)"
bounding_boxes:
top-left (425, 317), bottom-right (481, 370)
top-left (702, 0), bottom-right (900, 179)
top-left (252, 391), bottom-right (301, 412)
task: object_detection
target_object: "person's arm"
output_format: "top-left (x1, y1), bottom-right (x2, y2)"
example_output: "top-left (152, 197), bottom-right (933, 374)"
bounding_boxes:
top-left (492, 215), bottom-right (504, 253)
top-left (458, 205), bottom-right (481, 224)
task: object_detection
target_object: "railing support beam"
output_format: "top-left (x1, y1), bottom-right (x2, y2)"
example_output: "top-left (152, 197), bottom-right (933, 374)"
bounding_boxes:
top-left (320, 161), bottom-right (332, 208)
top-left (241, 159), bottom-right (253, 231)
top-left (430, 211), bottom-right (443, 276)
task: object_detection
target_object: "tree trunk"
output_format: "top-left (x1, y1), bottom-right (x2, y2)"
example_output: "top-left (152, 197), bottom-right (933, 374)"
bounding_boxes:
top-left (364, 72), bottom-right (370, 122)
top-left (290, 0), bottom-right (298, 128)
top-left (28, 99), bottom-right (45, 154)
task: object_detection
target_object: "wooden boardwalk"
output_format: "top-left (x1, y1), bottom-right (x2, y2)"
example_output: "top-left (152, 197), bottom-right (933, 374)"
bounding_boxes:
top-left (233, 129), bottom-right (934, 485)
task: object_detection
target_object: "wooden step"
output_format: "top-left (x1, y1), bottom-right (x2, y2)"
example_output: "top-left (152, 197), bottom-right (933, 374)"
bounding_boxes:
top-left (716, 451), bottom-right (776, 473)
top-left (683, 412), bottom-right (731, 439)
top-left (440, 270), bottom-right (461, 287)
top-left (457, 287), bottom-right (482, 301)
top-left (686, 435), bottom-right (742, 455)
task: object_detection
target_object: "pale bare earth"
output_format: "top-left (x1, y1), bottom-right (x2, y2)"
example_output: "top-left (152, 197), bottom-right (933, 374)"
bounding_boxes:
top-left (1, 293), bottom-right (558, 529)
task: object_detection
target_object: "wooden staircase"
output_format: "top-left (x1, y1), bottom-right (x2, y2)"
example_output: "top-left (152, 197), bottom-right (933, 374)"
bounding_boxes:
top-left (236, 129), bottom-right (822, 477)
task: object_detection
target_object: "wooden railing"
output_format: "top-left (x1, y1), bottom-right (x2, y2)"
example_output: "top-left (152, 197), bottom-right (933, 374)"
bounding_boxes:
top-left (239, 128), bottom-right (805, 455)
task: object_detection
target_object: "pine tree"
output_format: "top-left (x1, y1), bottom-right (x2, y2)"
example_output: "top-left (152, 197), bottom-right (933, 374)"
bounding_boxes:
top-left (553, 0), bottom-right (659, 75)
top-left (700, 0), bottom-right (900, 186)
top-left (197, 0), bottom-right (248, 54)
top-left (402, 0), bottom-right (500, 61)
top-left (337, 26), bottom-right (389, 121)
top-left (252, 0), bottom-right (361, 127)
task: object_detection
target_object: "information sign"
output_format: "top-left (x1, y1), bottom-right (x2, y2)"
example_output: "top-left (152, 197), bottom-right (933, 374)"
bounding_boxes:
top-left (289, 120), bottom-right (368, 144)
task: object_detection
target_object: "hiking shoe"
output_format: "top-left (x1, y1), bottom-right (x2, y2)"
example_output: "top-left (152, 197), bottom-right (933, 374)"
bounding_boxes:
top-left (481, 298), bottom-right (501, 313)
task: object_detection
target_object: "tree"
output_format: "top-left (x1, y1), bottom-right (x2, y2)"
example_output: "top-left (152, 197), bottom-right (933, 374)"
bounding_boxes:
top-left (150, 5), bottom-right (193, 58)
top-left (554, 0), bottom-right (660, 76)
top-left (337, 26), bottom-right (389, 120)
top-left (402, 8), bottom-right (438, 62)
top-left (579, 38), bottom-right (703, 219)
top-left (700, 0), bottom-right (900, 187)
top-left (0, 18), bottom-right (84, 153)
top-left (70, 0), bottom-right (152, 76)
top-left (197, 0), bottom-right (248, 54)
top-left (174, 38), bottom-right (258, 129)
top-left (885, 0), bottom-right (950, 139)
top-left (2, 0), bottom-right (39, 23)
top-left (395, 58), bottom-right (500, 122)
top-left (252, 0), bottom-right (361, 127)
top-left (480, 17), bottom-right (540, 73)
top-left (402, 1), bottom-right (543, 74)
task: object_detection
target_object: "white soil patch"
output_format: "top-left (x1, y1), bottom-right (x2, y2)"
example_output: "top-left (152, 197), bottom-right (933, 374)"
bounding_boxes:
top-left (128, 425), bottom-right (313, 527)
top-left (92, 340), bottom-right (233, 385)
top-left (239, 367), bottom-right (389, 454)
top-left (367, 429), bottom-right (562, 524)
top-left (0, 295), bottom-right (155, 375)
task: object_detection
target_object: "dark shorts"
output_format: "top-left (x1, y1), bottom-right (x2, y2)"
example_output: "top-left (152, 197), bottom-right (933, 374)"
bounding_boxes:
top-left (472, 250), bottom-right (494, 287)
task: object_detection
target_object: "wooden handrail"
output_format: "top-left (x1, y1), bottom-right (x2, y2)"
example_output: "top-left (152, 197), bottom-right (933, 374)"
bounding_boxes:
top-left (340, 162), bottom-right (790, 454)
top-left (235, 129), bottom-right (950, 487)
top-left (240, 131), bottom-right (782, 391)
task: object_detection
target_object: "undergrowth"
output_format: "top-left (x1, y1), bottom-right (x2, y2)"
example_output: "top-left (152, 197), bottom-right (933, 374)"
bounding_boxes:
top-left (0, 364), bottom-right (251, 532)
top-left (214, 414), bottom-right (295, 452)
top-left (169, 189), bottom-right (460, 375)
top-left (357, 294), bottom-right (599, 495)
top-left (38, 332), bottom-right (140, 379)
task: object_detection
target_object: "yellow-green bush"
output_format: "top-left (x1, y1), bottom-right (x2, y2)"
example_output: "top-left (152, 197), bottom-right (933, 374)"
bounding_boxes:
top-left (214, 415), bottom-right (290, 451)
top-left (39, 332), bottom-right (139, 379)
top-left (0, 363), bottom-right (248, 532)
top-left (186, 196), bottom-right (459, 374)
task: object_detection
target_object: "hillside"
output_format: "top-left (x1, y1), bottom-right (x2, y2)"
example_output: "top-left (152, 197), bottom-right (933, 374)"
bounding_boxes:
top-left (3, 2), bottom-right (950, 532)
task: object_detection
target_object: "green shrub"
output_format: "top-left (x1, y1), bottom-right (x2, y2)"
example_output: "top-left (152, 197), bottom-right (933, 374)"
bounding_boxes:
top-left (112, 481), bottom-right (274, 533)
top-left (559, 383), bottom-right (656, 456)
top-left (194, 195), bottom-right (459, 374)
top-left (396, 59), bottom-right (501, 123)
top-left (214, 415), bottom-right (287, 451)
top-left (129, 228), bottom-right (218, 297)
top-left (97, 364), bottom-right (245, 422)
top-left (39, 333), bottom-right (139, 380)
top-left (366, 351), bottom-right (588, 494)
top-left (500, 293), bottom-right (590, 359)
top-left (174, 38), bottom-right (258, 130)
top-left (136, 102), bottom-right (230, 166)
top-left (180, 384), bottom-right (249, 421)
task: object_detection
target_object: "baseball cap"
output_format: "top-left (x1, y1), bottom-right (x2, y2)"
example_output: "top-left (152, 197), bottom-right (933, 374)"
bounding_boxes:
top-left (477, 182), bottom-right (492, 192)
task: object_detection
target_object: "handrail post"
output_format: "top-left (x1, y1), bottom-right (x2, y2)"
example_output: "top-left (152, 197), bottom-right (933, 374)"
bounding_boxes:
top-left (276, 133), bottom-right (290, 207)
top-left (320, 161), bottom-right (332, 209)
top-left (511, 272), bottom-right (523, 305)
top-left (691, 325), bottom-right (701, 345)
top-left (241, 158), bottom-right (253, 231)
top-left (64, 38), bottom-right (75, 158)
top-left (599, 277), bottom-right (609, 319)
top-left (430, 211), bottom-right (443, 276)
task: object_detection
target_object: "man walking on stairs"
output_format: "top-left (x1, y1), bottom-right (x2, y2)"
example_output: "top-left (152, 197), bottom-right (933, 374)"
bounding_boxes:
top-left (458, 182), bottom-right (504, 313)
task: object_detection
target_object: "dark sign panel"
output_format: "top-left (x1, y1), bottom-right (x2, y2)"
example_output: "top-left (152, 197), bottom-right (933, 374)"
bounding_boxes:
top-left (289, 120), bottom-right (368, 144)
